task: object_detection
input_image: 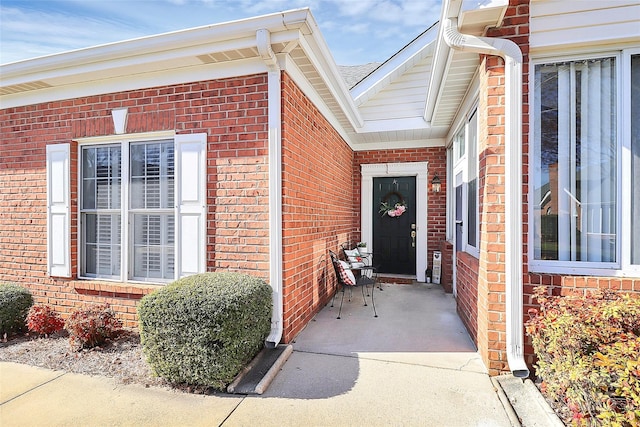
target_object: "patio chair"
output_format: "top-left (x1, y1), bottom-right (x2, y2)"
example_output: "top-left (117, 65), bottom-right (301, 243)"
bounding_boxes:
top-left (329, 250), bottom-right (378, 319)
top-left (340, 242), bottom-right (381, 290)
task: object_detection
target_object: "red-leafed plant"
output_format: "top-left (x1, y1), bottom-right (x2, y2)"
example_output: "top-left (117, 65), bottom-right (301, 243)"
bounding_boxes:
top-left (26, 305), bottom-right (65, 336)
top-left (526, 286), bottom-right (640, 426)
top-left (65, 304), bottom-right (123, 350)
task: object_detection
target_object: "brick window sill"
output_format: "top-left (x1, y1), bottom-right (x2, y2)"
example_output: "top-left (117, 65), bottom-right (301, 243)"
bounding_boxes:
top-left (74, 280), bottom-right (159, 299)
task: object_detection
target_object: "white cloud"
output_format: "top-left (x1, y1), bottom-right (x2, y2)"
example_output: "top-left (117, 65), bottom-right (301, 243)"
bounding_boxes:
top-left (329, 0), bottom-right (440, 27)
top-left (0, 5), bottom-right (144, 63)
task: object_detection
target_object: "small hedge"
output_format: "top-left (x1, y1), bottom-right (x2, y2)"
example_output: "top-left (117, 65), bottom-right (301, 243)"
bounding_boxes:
top-left (65, 304), bottom-right (123, 349)
top-left (0, 283), bottom-right (33, 337)
top-left (138, 272), bottom-right (272, 389)
top-left (27, 305), bottom-right (65, 336)
top-left (526, 286), bottom-right (640, 426)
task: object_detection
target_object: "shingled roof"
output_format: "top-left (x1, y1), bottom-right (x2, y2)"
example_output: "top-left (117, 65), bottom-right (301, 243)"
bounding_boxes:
top-left (337, 62), bottom-right (381, 89)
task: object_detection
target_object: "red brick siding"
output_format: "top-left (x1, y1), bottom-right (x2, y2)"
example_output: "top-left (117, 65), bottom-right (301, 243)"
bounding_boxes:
top-left (210, 156), bottom-right (270, 276)
top-left (280, 72), bottom-right (355, 342)
top-left (473, 0), bottom-right (640, 374)
top-left (0, 75), bottom-right (270, 327)
top-left (439, 240), bottom-right (454, 293)
top-left (456, 251), bottom-right (479, 346)
top-left (353, 148), bottom-right (447, 264)
top-left (459, 0), bottom-right (532, 375)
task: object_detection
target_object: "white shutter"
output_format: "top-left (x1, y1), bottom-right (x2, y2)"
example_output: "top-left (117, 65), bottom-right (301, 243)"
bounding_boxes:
top-left (175, 133), bottom-right (207, 277)
top-left (46, 144), bottom-right (71, 277)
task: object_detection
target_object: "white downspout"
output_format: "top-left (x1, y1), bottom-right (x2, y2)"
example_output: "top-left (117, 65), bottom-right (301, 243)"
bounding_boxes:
top-left (443, 18), bottom-right (529, 378)
top-left (257, 28), bottom-right (283, 348)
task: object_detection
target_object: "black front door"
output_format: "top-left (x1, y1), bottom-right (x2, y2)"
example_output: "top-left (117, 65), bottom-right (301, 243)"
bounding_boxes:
top-left (372, 176), bottom-right (417, 275)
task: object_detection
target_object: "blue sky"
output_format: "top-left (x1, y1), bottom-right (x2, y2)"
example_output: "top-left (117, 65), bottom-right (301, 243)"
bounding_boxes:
top-left (0, 0), bottom-right (442, 66)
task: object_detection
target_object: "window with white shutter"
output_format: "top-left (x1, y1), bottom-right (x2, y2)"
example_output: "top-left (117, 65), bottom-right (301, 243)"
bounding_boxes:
top-left (78, 133), bottom-right (206, 283)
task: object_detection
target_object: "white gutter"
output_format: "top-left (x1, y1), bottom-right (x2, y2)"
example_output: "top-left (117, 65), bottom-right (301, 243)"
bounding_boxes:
top-left (443, 18), bottom-right (529, 378)
top-left (257, 28), bottom-right (284, 348)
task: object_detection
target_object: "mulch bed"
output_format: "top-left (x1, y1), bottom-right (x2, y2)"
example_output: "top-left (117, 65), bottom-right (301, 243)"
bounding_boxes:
top-left (0, 330), bottom-right (166, 389)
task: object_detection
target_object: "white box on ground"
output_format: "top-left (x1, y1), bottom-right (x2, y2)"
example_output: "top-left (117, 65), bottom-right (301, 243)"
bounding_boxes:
top-left (432, 251), bottom-right (441, 285)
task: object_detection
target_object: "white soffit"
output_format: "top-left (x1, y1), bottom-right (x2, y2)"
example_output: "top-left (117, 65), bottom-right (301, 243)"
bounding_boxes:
top-left (430, 51), bottom-right (479, 127)
top-left (0, 7), bottom-right (369, 149)
top-left (349, 0), bottom-right (506, 147)
top-left (351, 26), bottom-right (438, 104)
top-left (0, 9), bottom-right (310, 104)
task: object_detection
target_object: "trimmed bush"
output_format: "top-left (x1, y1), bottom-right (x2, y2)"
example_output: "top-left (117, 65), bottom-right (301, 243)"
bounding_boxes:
top-left (65, 304), bottom-right (123, 349)
top-left (138, 272), bottom-right (272, 389)
top-left (27, 305), bottom-right (65, 336)
top-left (0, 283), bottom-right (33, 337)
top-left (526, 286), bottom-right (640, 426)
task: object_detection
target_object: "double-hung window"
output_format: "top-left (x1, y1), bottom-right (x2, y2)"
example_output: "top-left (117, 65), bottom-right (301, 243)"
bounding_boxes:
top-left (81, 141), bottom-right (176, 281)
top-left (531, 50), bottom-right (640, 274)
top-left (46, 132), bottom-right (207, 282)
top-left (451, 108), bottom-right (479, 257)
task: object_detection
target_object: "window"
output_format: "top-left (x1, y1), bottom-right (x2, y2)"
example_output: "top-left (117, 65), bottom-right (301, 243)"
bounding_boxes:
top-left (81, 141), bottom-right (176, 280)
top-left (81, 145), bottom-right (123, 278)
top-left (451, 108), bottom-right (479, 256)
top-left (454, 125), bottom-right (465, 162)
top-left (466, 110), bottom-right (478, 251)
top-left (531, 51), bottom-right (639, 273)
top-left (46, 132), bottom-right (206, 282)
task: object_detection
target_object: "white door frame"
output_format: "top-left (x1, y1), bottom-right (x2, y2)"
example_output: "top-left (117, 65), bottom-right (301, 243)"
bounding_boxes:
top-left (361, 162), bottom-right (429, 282)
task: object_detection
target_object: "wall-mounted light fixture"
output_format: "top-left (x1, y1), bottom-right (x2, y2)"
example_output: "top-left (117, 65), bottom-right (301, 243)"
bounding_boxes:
top-left (431, 173), bottom-right (441, 193)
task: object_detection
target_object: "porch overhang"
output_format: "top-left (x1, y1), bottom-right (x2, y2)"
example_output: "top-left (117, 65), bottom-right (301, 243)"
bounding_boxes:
top-left (346, 0), bottom-right (509, 151)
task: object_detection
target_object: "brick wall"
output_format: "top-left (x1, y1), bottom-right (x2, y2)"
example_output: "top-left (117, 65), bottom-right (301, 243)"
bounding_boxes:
top-left (472, 0), bottom-right (640, 374)
top-left (353, 148), bottom-right (447, 265)
top-left (0, 74), bottom-right (270, 327)
top-left (439, 240), bottom-right (454, 292)
top-left (461, 0), bottom-right (531, 375)
top-left (476, 52), bottom-right (511, 374)
top-left (456, 251), bottom-right (479, 346)
top-left (280, 72), bottom-right (355, 342)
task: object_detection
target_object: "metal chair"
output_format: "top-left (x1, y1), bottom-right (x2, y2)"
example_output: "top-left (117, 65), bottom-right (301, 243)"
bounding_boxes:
top-left (329, 250), bottom-right (378, 319)
top-left (340, 242), bottom-right (381, 290)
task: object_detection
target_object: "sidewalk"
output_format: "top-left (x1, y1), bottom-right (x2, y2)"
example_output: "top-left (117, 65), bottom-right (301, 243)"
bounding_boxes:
top-left (1, 283), bottom-right (522, 426)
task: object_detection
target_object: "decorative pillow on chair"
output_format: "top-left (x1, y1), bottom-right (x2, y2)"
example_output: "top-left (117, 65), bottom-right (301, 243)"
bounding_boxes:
top-left (344, 249), bottom-right (366, 268)
top-left (337, 260), bottom-right (356, 286)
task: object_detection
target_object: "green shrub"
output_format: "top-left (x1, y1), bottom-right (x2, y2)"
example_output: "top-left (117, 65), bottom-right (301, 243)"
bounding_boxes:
top-left (0, 283), bottom-right (33, 337)
top-left (65, 304), bottom-right (123, 350)
top-left (138, 272), bottom-right (272, 389)
top-left (526, 286), bottom-right (640, 426)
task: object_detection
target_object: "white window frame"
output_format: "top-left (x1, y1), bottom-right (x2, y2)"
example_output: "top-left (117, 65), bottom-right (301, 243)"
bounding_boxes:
top-left (529, 49), bottom-right (640, 277)
top-left (75, 130), bottom-right (206, 284)
top-left (622, 48), bottom-right (640, 275)
top-left (466, 109), bottom-right (479, 256)
top-left (451, 107), bottom-right (480, 258)
top-left (446, 146), bottom-right (454, 242)
top-left (80, 143), bottom-right (124, 281)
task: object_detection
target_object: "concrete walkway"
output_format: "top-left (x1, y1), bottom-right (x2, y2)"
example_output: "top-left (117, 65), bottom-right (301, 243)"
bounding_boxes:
top-left (1, 283), bottom-right (518, 426)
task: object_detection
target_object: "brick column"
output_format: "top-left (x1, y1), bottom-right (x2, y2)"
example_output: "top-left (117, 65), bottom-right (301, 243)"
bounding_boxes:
top-left (477, 56), bottom-right (508, 373)
top-left (476, 0), bottom-right (530, 375)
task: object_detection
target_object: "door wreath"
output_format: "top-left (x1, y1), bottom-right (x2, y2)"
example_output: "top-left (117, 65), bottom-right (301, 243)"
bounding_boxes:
top-left (379, 191), bottom-right (407, 218)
